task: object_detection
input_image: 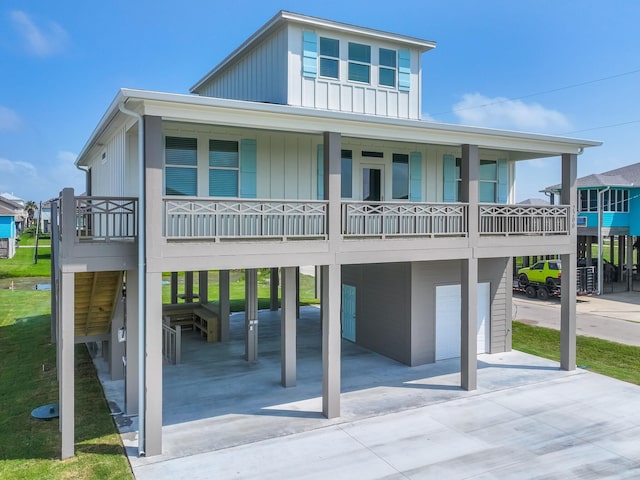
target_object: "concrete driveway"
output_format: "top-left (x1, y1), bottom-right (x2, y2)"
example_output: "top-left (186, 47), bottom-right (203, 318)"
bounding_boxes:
top-left (95, 306), bottom-right (640, 479)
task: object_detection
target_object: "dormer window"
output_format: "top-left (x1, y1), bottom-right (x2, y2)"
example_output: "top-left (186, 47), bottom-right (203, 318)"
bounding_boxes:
top-left (379, 48), bottom-right (396, 87)
top-left (348, 42), bottom-right (371, 83)
top-left (319, 37), bottom-right (339, 79)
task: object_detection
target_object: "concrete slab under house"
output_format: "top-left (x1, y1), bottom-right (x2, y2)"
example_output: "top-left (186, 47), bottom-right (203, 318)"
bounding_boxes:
top-left (50, 10), bottom-right (601, 460)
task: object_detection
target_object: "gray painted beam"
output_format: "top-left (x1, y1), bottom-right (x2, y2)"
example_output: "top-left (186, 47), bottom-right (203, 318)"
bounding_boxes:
top-left (170, 272), bottom-right (178, 304)
top-left (281, 267), bottom-right (297, 387)
top-left (125, 269), bottom-right (139, 415)
top-left (270, 268), bottom-right (279, 311)
top-left (461, 258), bottom-right (478, 391)
top-left (60, 271), bottom-right (75, 459)
top-left (322, 263), bottom-right (341, 418)
top-left (560, 153), bottom-right (577, 371)
top-left (198, 271), bottom-right (208, 304)
top-left (245, 269), bottom-right (258, 361)
top-left (219, 270), bottom-right (230, 342)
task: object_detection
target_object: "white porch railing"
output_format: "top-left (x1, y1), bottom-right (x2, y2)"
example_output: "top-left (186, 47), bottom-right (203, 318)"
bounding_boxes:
top-left (162, 321), bottom-right (181, 365)
top-left (342, 202), bottom-right (468, 237)
top-left (75, 196), bottom-right (137, 241)
top-left (163, 198), bottom-right (328, 240)
top-left (479, 204), bottom-right (570, 236)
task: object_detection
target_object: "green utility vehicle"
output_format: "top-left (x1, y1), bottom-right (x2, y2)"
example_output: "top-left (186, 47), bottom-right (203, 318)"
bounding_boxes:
top-left (516, 260), bottom-right (562, 300)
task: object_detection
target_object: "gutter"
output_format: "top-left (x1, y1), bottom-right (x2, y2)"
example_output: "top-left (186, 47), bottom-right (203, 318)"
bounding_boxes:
top-left (117, 102), bottom-right (146, 457)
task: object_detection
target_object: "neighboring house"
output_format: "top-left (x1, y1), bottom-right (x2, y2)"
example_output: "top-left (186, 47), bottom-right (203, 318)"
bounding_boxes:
top-left (0, 193), bottom-right (26, 233)
top-left (544, 162), bottom-right (640, 287)
top-left (51, 11), bottom-right (600, 459)
top-left (0, 197), bottom-right (23, 259)
top-left (518, 198), bottom-right (549, 205)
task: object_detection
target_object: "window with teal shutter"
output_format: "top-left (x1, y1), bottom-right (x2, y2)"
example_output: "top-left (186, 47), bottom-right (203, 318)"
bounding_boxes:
top-left (409, 152), bottom-right (422, 201)
top-left (165, 136), bottom-right (197, 196)
top-left (209, 139), bottom-right (239, 197)
top-left (379, 48), bottom-right (396, 87)
top-left (443, 154), bottom-right (457, 202)
top-left (398, 50), bottom-right (410, 91)
top-left (240, 139), bottom-right (257, 198)
top-left (303, 31), bottom-right (318, 78)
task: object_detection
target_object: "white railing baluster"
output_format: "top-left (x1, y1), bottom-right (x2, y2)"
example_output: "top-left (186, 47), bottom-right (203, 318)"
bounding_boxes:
top-left (478, 204), bottom-right (569, 236)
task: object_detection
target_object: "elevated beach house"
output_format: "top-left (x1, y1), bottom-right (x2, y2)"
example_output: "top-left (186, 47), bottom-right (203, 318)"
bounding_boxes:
top-left (51, 11), bottom-right (600, 458)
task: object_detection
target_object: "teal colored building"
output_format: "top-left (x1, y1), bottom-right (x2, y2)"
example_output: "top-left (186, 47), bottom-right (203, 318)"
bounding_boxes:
top-left (544, 162), bottom-right (640, 286)
top-left (0, 196), bottom-right (22, 259)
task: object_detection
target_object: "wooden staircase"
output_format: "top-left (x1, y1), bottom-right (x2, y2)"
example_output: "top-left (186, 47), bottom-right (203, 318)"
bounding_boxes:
top-left (74, 271), bottom-right (123, 337)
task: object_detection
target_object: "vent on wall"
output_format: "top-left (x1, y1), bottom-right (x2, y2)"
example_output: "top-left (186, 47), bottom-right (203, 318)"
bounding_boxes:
top-left (101, 152), bottom-right (107, 164)
top-left (362, 151), bottom-right (383, 158)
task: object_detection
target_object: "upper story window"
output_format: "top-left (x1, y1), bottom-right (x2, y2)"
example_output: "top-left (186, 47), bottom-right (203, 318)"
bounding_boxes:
top-left (209, 140), bottom-right (239, 197)
top-left (392, 153), bottom-right (409, 199)
top-left (579, 189), bottom-right (629, 212)
top-left (348, 42), bottom-right (371, 83)
top-left (319, 37), bottom-right (339, 79)
top-left (379, 48), bottom-right (397, 88)
top-left (165, 137), bottom-right (197, 196)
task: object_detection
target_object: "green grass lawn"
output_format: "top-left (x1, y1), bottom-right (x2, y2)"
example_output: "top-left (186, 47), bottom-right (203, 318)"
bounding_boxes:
top-left (162, 268), bottom-right (319, 310)
top-left (0, 246), bottom-right (51, 279)
top-left (0, 291), bottom-right (133, 479)
top-left (513, 321), bottom-right (640, 386)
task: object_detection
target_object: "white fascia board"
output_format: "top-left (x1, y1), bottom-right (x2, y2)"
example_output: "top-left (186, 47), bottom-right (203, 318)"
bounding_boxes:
top-left (190, 10), bottom-right (436, 93)
top-left (126, 89), bottom-right (601, 157)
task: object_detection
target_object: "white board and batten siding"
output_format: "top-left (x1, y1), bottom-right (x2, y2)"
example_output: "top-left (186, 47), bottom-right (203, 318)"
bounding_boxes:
top-left (89, 126), bottom-right (127, 197)
top-left (195, 26), bottom-right (289, 105)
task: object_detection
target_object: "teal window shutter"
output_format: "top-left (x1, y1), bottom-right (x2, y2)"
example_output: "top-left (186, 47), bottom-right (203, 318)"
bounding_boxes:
top-left (303, 31), bottom-right (318, 78)
top-left (240, 139), bottom-right (257, 198)
top-left (443, 154), bottom-right (457, 202)
top-left (398, 50), bottom-right (410, 91)
top-left (497, 158), bottom-right (508, 203)
top-left (409, 152), bottom-right (422, 202)
top-left (317, 144), bottom-right (324, 200)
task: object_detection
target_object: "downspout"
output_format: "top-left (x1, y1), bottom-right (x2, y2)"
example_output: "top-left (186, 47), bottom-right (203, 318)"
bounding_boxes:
top-left (118, 102), bottom-right (146, 457)
top-left (75, 165), bottom-right (90, 195)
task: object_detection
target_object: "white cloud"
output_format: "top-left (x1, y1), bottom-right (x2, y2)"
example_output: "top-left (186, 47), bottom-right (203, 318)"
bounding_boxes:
top-left (0, 106), bottom-right (23, 131)
top-left (0, 157), bottom-right (37, 176)
top-left (452, 93), bottom-right (571, 133)
top-left (0, 153), bottom-right (84, 202)
top-left (10, 10), bottom-right (69, 57)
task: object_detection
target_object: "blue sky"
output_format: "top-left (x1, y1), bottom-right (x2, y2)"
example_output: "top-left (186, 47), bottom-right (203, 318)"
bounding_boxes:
top-left (1, 0), bottom-right (639, 202)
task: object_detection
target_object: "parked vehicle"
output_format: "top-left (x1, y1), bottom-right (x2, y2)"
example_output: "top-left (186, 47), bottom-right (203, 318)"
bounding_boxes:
top-left (518, 260), bottom-right (562, 288)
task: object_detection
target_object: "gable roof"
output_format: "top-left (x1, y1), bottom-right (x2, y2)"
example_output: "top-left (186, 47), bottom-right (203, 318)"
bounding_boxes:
top-left (543, 161), bottom-right (640, 193)
top-left (0, 196), bottom-right (23, 216)
top-left (190, 10), bottom-right (437, 94)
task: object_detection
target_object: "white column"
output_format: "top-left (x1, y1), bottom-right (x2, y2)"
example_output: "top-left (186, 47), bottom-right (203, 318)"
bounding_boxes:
top-left (281, 267), bottom-right (297, 387)
top-left (60, 271), bottom-right (75, 459)
top-left (321, 263), bottom-right (341, 418)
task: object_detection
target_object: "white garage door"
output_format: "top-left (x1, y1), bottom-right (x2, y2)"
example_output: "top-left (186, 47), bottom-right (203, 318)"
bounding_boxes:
top-left (435, 283), bottom-right (490, 361)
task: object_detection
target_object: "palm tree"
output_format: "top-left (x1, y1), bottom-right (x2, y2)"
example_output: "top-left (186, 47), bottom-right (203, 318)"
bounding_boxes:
top-left (25, 200), bottom-right (37, 228)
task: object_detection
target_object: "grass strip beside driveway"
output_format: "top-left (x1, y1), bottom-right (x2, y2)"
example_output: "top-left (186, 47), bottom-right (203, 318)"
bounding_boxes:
top-left (513, 321), bottom-right (640, 386)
